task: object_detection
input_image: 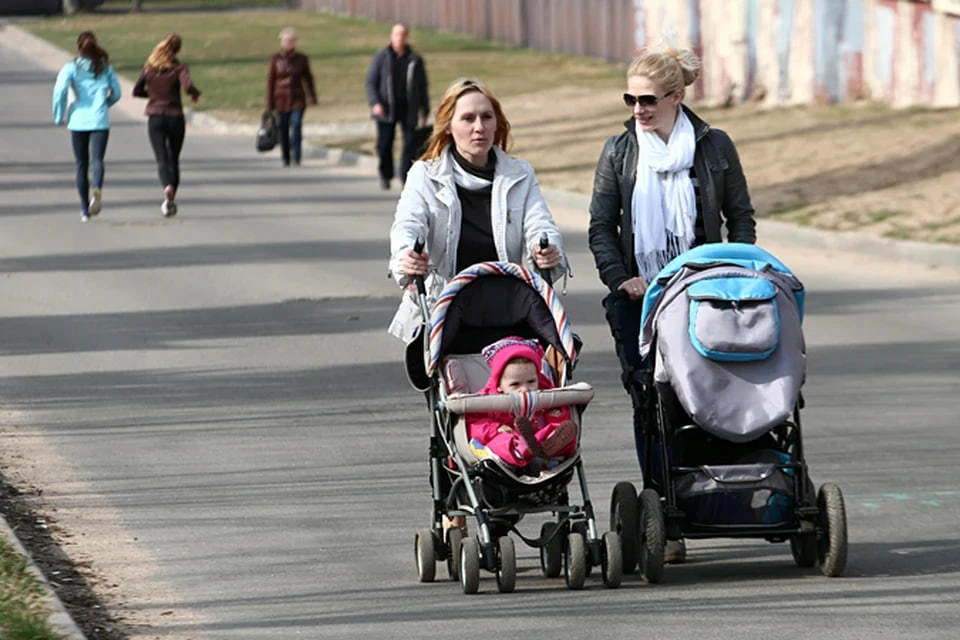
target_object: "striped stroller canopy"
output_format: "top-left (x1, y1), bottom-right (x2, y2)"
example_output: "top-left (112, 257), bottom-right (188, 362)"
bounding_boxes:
top-left (427, 262), bottom-right (576, 375)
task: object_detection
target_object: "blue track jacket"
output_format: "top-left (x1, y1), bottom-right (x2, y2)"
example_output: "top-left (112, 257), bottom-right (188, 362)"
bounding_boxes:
top-left (52, 57), bottom-right (121, 131)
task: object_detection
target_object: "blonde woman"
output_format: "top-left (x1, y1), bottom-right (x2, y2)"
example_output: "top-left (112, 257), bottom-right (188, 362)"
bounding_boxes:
top-left (133, 33), bottom-right (201, 217)
top-left (588, 47), bottom-right (756, 566)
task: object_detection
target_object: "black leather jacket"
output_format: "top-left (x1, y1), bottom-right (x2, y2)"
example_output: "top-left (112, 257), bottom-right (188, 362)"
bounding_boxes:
top-left (588, 105), bottom-right (756, 292)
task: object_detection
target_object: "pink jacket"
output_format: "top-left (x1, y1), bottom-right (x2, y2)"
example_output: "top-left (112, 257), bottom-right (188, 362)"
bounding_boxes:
top-left (466, 338), bottom-right (575, 467)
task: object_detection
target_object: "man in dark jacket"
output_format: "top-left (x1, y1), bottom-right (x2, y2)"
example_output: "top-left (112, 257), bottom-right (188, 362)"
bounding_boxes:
top-left (365, 23), bottom-right (430, 189)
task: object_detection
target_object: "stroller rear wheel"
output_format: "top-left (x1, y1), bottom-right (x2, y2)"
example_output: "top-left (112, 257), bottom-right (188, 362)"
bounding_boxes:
top-left (817, 483), bottom-right (848, 577)
top-left (610, 481), bottom-right (639, 573)
top-left (564, 531), bottom-right (587, 590)
top-left (638, 488), bottom-right (665, 584)
top-left (539, 522), bottom-right (563, 578)
top-left (415, 529), bottom-right (437, 583)
top-left (460, 537), bottom-right (481, 594)
top-left (496, 536), bottom-right (517, 593)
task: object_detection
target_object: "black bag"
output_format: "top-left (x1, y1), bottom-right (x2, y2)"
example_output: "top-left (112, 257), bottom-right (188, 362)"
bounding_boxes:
top-left (256, 111), bottom-right (277, 152)
top-left (412, 123), bottom-right (433, 160)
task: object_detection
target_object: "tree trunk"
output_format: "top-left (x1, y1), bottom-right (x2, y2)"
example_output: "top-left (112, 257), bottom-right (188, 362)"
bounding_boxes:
top-left (62, 0), bottom-right (79, 15)
top-left (131, 0), bottom-right (143, 12)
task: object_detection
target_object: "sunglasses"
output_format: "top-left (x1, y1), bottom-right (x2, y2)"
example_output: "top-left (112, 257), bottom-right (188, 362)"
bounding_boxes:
top-left (623, 90), bottom-right (676, 108)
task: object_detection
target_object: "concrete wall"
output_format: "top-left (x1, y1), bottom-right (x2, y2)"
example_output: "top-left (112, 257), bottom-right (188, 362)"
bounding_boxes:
top-left (635, 0), bottom-right (960, 107)
top-left (297, 0), bottom-right (960, 107)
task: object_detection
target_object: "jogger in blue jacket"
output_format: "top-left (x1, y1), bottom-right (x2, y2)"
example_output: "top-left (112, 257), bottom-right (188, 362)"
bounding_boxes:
top-left (52, 31), bottom-right (121, 222)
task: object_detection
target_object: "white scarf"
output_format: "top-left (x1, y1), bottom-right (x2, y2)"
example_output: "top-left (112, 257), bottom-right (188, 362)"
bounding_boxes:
top-left (631, 109), bottom-right (697, 282)
top-left (452, 157), bottom-right (493, 191)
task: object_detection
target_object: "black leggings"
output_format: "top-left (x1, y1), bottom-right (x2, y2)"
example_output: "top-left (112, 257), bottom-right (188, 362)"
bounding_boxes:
top-left (147, 114), bottom-right (186, 194)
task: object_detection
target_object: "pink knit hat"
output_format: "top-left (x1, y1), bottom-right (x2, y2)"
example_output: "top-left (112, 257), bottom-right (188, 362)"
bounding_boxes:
top-left (480, 336), bottom-right (553, 393)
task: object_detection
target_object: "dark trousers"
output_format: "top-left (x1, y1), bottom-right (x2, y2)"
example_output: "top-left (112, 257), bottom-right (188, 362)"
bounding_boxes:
top-left (376, 119), bottom-right (418, 184)
top-left (276, 109), bottom-right (304, 165)
top-left (602, 290), bottom-right (649, 469)
top-left (70, 129), bottom-right (109, 209)
top-left (147, 114), bottom-right (186, 194)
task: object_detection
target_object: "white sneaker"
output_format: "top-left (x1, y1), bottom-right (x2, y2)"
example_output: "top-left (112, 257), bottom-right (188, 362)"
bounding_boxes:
top-left (81, 212), bottom-right (90, 222)
top-left (162, 185), bottom-right (177, 217)
top-left (88, 188), bottom-right (102, 216)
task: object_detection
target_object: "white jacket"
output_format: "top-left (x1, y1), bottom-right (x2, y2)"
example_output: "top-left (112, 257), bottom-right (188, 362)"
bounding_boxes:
top-left (389, 146), bottom-right (567, 286)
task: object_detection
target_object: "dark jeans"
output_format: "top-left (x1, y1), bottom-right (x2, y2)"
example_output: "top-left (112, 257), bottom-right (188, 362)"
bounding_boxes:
top-left (70, 129), bottom-right (109, 209)
top-left (276, 109), bottom-right (304, 165)
top-left (147, 114), bottom-right (186, 194)
top-left (602, 290), bottom-right (648, 468)
top-left (376, 119), bottom-right (418, 184)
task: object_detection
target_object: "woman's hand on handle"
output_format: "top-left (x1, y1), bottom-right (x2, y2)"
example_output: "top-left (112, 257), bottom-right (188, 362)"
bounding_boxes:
top-left (401, 249), bottom-right (429, 276)
top-left (618, 276), bottom-right (648, 301)
top-left (532, 242), bottom-right (561, 270)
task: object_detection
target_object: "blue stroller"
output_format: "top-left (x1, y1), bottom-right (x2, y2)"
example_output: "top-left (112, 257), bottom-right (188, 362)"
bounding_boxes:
top-left (609, 243), bottom-right (849, 581)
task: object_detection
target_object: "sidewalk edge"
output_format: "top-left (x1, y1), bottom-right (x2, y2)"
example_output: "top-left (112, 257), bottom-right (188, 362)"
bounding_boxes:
top-left (0, 516), bottom-right (87, 640)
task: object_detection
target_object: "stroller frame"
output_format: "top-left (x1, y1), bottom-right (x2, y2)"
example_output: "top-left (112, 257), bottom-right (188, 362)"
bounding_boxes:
top-left (408, 261), bottom-right (623, 593)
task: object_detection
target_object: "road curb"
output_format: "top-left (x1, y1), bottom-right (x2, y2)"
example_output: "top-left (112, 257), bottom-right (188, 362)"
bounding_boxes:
top-left (0, 517), bottom-right (87, 640)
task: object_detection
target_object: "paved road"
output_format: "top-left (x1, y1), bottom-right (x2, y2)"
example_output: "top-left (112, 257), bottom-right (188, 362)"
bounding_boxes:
top-left (2, 34), bottom-right (960, 640)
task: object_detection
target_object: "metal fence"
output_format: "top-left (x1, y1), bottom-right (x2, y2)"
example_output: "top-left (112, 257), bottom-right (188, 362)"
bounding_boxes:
top-left (297, 0), bottom-right (637, 63)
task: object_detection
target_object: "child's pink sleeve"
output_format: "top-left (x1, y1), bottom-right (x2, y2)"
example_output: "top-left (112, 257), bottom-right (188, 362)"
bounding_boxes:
top-left (466, 412), bottom-right (506, 446)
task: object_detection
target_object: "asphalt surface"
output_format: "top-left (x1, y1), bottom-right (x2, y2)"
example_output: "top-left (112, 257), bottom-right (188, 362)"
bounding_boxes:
top-left (2, 29), bottom-right (960, 640)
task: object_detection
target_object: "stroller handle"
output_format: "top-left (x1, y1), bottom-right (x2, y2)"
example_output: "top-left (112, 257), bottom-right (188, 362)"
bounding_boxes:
top-left (538, 232), bottom-right (553, 286)
top-left (413, 236), bottom-right (426, 297)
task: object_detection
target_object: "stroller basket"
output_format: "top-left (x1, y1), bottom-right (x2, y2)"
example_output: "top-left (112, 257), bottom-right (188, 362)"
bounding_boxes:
top-left (673, 462), bottom-right (795, 528)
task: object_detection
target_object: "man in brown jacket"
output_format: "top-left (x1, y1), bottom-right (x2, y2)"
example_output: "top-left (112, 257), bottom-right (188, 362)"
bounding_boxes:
top-left (266, 28), bottom-right (317, 167)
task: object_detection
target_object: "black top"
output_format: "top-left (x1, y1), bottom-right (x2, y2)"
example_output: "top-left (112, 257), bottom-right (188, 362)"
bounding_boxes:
top-left (454, 148), bottom-right (498, 272)
top-left (391, 48), bottom-right (409, 119)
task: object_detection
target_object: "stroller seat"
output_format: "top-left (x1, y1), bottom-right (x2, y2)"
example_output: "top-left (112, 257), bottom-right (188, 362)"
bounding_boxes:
top-left (441, 353), bottom-right (594, 481)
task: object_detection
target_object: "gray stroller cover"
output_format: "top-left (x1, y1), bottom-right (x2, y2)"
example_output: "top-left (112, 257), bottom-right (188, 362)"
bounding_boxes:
top-left (639, 244), bottom-right (806, 443)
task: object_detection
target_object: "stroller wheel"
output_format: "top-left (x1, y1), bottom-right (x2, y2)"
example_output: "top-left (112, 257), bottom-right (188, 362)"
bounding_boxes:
top-left (610, 481), bottom-right (639, 574)
top-left (415, 529), bottom-right (437, 583)
top-left (495, 536), bottom-right (517, 593)
top-left (539, 522), bottom-right (563, 578)
top-left (571, 521), bottom-right (593, 577)
top-left (638, 489), bottom-right (665, 584)
top-left (564, 531), bottom-right (587, 590)
top-left (601, 531), bottom-right (623, 588)
top-left (817, 483), bottom-right (848, 577)
top-left (460, 537), bottom-right (481, 594)
top-left (446, 527), bottom-right (463, 581)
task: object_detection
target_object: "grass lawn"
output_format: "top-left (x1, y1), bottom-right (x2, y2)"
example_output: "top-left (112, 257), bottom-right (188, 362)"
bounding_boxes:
top-left (0, 535), bottom-right (63, 640)
top-left (24, 8), bottom-right (623, 123)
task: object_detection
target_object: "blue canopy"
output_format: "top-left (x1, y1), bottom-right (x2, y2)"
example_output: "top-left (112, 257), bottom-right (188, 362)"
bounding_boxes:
top-left (640, 243), bottom-right (805, 329)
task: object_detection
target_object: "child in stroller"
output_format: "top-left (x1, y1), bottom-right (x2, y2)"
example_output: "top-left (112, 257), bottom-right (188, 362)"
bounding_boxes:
top-left (467, 336), bottom-right (578, 470)
top-left (407, 261), bottom-right (623, 594)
